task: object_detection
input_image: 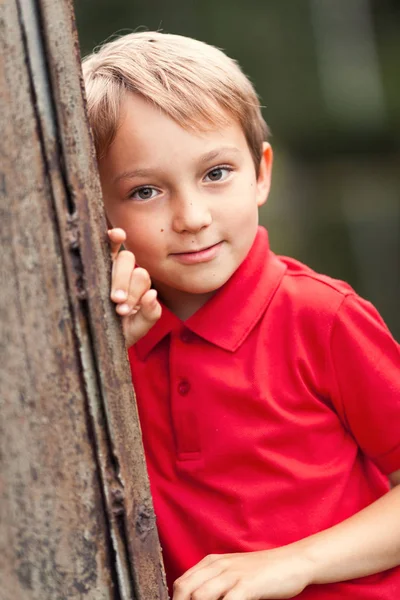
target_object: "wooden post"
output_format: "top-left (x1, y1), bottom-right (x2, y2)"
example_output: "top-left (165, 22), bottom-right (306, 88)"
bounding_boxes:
top-left (0, 1), bottom-right (168, 598)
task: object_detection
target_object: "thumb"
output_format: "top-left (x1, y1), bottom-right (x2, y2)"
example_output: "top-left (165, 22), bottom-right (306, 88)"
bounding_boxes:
top-left (122, 289), bottom-right (162, 345)
top-left (138, 289), bottom-right (162, 324)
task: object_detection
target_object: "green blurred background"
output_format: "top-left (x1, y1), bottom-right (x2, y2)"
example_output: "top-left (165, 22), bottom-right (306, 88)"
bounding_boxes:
top-left (74, 0), bottom-right (400, 339)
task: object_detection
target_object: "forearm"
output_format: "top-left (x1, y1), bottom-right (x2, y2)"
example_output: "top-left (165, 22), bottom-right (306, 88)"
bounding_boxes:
top-left (295, 483), bottom-right (400, 585)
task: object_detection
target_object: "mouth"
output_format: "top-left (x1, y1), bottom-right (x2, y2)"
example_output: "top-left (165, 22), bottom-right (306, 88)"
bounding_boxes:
top-left (170, 241), bottom-right (223, 264)
top-left (172, 242), bottom-right (221, 255)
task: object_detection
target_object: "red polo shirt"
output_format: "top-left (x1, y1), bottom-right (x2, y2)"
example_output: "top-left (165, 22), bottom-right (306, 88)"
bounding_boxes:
top-left (128, 226), bottom-right (400, 598)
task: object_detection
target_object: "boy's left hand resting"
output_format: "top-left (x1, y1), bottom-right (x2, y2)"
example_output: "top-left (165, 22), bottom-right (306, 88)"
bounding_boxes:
top-left (173, 470), bottom-right (400, 600)
top-left (173, 547), bottom-right (311, 600)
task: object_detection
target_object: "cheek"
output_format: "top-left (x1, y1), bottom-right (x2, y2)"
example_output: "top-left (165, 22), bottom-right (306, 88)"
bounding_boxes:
top-left (125, 224), bottom-right (159, 253)
top-left (219, 188), bottom-right (258, 227)
top-left (122, 216), bottom-right (167, 264)
top-left (106, 203), bottom-right (160, 239)
top-left (102, 197), bottom-right (124, 227)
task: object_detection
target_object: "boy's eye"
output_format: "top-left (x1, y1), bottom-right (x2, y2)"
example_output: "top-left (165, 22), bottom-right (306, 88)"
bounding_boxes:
top-left (130, 186), bottom-right (159, 201)
top-left (204, 166), bottom-right (232, 183)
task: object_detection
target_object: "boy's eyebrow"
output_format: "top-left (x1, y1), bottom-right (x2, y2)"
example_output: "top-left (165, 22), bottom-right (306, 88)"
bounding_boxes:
top-left (199, 146), bottom-right (241, 164)
top-left (113, 146), bottom-right (241, 184)
top-left (113, 168), bottom-right (157, 184)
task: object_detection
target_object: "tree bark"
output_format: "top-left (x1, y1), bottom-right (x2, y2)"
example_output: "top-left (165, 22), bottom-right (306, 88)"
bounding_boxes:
top-left (0, 1), bottom-right (168, 598)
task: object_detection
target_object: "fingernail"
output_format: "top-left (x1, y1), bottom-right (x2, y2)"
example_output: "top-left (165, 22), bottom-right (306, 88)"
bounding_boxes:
top-left (148, 290), bottom-right (158, 303)
top-left (118, 303), bottom-right (130, 314)
top-left (113, 290), bottom-right (127, 301)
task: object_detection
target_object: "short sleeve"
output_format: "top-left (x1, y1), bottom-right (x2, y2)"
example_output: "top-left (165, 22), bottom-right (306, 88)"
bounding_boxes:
top-left (330, 294), bottom-right (400, 474)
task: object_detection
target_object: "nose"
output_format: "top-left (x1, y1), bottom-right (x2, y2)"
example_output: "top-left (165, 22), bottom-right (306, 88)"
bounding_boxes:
top-left (171, 189), bottom-right (212, 233)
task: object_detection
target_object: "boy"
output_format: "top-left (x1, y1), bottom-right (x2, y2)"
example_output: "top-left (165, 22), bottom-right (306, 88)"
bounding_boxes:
top-left (82, 32), bottom-right (400, 599)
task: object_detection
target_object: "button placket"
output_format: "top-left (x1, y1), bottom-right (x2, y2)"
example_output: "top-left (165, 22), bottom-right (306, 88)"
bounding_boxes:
top-left (169, 329), bottom-right (201, 458)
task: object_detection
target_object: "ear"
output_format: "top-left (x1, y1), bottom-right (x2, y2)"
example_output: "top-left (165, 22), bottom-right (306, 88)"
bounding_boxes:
top-left (256, 142), bottom-right (273, 208)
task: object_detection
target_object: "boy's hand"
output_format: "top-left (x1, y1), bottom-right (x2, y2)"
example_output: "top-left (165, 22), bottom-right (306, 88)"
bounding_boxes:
top-left (172, 548), bottom-right (314, 600)
top-left (108, 228), bottom-right (161, 347)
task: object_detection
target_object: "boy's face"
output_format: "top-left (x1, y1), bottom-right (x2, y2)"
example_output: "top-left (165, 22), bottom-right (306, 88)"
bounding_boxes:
top-left (99, 93), bottom-right (272, 308)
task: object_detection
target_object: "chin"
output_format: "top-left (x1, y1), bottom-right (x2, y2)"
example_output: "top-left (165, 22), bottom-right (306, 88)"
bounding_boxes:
top-left (178, 273), bottom-right (233, 295)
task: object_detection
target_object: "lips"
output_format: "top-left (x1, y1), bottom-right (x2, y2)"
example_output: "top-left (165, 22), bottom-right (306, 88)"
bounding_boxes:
top-left (171, 242), bottom-right (220, 255)
top-left (169, 241), bottom-right (223, 265)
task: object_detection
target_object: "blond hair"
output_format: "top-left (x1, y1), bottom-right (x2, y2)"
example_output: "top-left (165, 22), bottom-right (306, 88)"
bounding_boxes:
top-left (82, 31), bottom-right (269, 172)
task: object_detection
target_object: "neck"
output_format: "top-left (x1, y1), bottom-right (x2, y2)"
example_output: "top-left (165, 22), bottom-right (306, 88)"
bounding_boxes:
top-left (154, 284), bottom-right (216, 321)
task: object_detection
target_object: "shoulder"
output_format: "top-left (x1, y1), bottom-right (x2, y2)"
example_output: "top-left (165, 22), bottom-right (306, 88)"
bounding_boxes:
top-left (266, 253), bottom-right (391, 356)
top-left (279, 254), bottom-right (354, 300)
top-left (270, 252), bottom-right (397, 354)
top-left (272, 253), bottom-right (356, 321)
top-left (275, 254), bottom-right (392, 331)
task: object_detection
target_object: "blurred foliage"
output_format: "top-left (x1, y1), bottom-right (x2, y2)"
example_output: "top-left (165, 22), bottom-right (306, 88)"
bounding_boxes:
top-left (74, 0), bottom-right (400, 338)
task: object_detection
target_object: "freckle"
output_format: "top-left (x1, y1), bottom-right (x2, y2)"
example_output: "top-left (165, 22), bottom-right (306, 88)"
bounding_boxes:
top-left (160, 228), bottom-right (164, 232)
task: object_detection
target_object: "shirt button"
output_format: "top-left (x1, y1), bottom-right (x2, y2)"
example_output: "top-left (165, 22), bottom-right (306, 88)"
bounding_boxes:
top-left (180, 330), bottom-right (193, 343)
top-left (178, 379), bottom-right (191, 396)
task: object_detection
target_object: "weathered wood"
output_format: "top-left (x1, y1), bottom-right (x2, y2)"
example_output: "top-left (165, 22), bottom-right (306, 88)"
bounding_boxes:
top-left (0, 1), bottom-right (168, 598)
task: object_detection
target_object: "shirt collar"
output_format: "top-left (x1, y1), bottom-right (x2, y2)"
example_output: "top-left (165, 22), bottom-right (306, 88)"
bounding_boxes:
top-left (135, 227), bottom-right (286, 359)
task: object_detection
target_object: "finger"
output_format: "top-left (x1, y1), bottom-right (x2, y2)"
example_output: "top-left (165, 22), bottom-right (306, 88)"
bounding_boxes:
top-left (191, 575), bottom-right (237, 600)
top-left (121, 267), bottom-right (151, 314)
top-left (108, 228), bottom-right (127, 261)
top-left (173, 563), bottom-right (226, 600)
top-left (222, 584), bottom-right (246, 600)
top-left (121, 289), bottom-right (162, 345)
top-left (116, 267), bottom-right (151, 316)
top-left (110, 250), bottom-right (135, 305)
top-left (180, 555), bottom-right (225, 581)
top-left (126, 289), bottom-right (162, 322)
top-left (174, 574), bottom-right (232, 600)
top-left (136, 289), bottom-right (161, 322)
